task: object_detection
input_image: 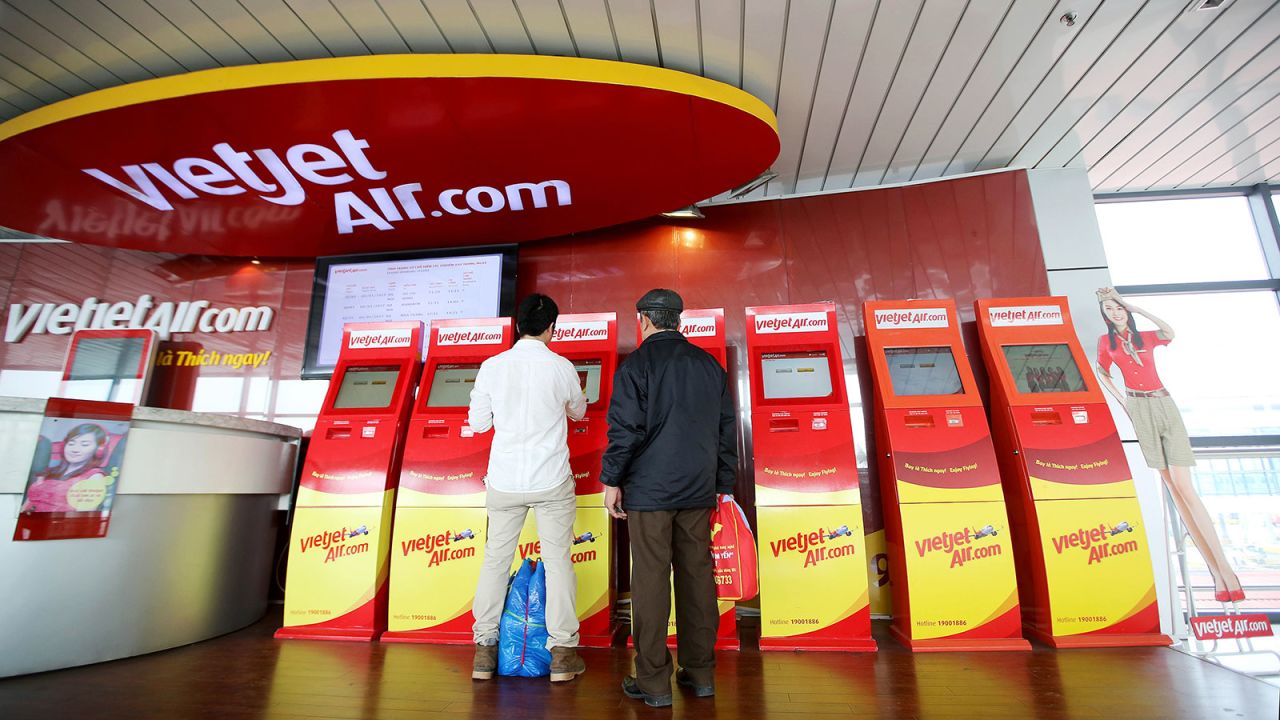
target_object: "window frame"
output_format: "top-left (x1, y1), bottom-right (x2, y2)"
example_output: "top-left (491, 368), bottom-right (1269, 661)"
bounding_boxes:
top-left (1094, 183), bottom-right (1280, 450)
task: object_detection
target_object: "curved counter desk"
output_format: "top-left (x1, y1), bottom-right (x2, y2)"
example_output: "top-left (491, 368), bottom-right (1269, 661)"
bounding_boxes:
top-left (0, 397), bottom-right (299, 678)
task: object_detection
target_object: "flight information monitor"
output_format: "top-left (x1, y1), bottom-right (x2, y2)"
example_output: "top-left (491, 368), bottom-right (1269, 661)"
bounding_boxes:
top-left (760, 351), bottom-right (834, 400)
top-left (304, 245), bottom-right (517, 378)
top-left (334, 366), bottom-right (400, 409)
top-left (574, 359), bottom-right (603, 405)
top-left (1002, 344), bottom-right (1087, 394)
top-left (425, 363), bottom-right (481, 407)
top-left (884, 346), bottom-right (964, 397)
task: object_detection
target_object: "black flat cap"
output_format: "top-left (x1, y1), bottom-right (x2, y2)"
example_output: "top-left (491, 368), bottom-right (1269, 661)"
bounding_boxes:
top-left (636, 288), bottom-right (684, 313)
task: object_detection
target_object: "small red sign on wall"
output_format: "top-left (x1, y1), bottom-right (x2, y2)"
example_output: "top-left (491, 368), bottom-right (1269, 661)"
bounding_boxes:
top-left (1190, 614), bottom-right (1273, 641)
top-left (0, 55), bottom-right (778, 258)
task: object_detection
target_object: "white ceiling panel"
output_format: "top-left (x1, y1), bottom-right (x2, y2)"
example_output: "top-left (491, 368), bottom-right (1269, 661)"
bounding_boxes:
top-left (0, 0), bottom-right (1277, 199)
top-left (851, 0), bottom-right (969, 188)
top-left (944, 0), bottom-right (1104, 176)
top-left (823, 0), bottom-right (924, 190)
top-left (512, 0), bottom-right (578, 57)
top-left (879, 0), bottom-right (1012, 186)
top-left (792, 0), bottom-right (876, 195)
top-left (1145, 89), bottom-right (1280, 190)
top-left (910, 0), bottom-right (1059, 181)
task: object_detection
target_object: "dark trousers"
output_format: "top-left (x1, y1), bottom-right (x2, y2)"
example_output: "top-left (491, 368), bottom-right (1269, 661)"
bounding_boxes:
top-left (628, 508), bottom-right (718, 696)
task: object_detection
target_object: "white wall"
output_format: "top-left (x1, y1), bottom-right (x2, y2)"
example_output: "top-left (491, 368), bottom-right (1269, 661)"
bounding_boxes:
top-left (1026, 168), bottom-right (1181, 639)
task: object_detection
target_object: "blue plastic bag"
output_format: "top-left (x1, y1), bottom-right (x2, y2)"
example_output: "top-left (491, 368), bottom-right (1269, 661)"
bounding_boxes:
top-left (498, 558), bottom-right (551, 677)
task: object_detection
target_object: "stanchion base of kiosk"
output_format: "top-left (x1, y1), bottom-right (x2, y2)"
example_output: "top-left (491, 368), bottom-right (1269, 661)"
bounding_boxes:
top-left (1027, 627), bottom-right (1172, 649)
top-left (889, 625), bottom-right (1031, 652)
top-left (380, 631), bottom-right (473, 645)
top-left (759, 637), bottom-right (878, 652)
top-left (274, 627), bottom-right (381, 643)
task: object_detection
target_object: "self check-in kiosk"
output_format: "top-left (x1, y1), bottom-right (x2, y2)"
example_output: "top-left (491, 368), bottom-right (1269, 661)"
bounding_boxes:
top-left (746, 303), bottom-right (875, 651)
top-left (382, 318), bottom-right (512, 644)
top-left (974, 298), bottom-right (1169, 648)
top-left (630, 308), bottom-right (739, 650)
top-left (864, 300), bottom-right (1028, 651)
top-left (277, 321), bottom-right (423, 642)
top-left (512, 311), bottom-right (617, 647)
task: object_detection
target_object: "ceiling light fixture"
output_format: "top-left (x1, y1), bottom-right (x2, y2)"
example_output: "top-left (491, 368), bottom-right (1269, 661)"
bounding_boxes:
top-left (728, 170), bottom-right (778, 199)
top-left (661, 205), bottom-right (705, 220)
top-left (1059, 11), bottom-right (1078, 26)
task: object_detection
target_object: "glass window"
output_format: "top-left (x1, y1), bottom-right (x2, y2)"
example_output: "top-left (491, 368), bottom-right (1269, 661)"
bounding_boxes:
top-left (1183, 455), bottom-right (1280, 610)
top-left (1095, 196), bottom-right (1270, 284)
top-left (1118, 292), bottom-right (1280, 437)
top-left (192, 377), bottom-right (245, 413)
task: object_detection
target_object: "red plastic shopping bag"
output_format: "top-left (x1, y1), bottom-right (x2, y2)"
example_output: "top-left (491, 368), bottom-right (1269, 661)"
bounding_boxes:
top-left (710, 494), bottom-right (758, 601)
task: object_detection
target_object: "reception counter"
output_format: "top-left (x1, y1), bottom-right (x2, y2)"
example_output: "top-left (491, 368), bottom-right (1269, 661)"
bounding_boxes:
top-left (0, 397), bottom-right (299, 678)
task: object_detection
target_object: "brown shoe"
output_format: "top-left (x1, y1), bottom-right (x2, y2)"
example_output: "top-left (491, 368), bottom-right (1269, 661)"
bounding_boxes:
top-left (549, 646), bottom-right (586, 682)
top-left (472, 644), bottom-right (498, 680)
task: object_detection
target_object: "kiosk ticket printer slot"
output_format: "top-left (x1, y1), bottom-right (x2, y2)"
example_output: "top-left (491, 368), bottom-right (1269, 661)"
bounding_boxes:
top-left (746, 303), bottom-right (875, 651)
top-left (513, 312), bottom-right (617, 647)
top-left (277, 322), bottom-right (423, 642)
top-left (383, 318), bottom-right (513, 644)
top-left (863, 300), bottom-right (1028, 651)
top-left (974, 297), bottom-right (1169, 648)
top-left (630, 309), bottom-right (739, 650)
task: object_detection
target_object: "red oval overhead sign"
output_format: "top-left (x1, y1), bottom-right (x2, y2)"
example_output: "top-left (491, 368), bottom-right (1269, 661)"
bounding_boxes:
top-left (0, 55), bottom-right (778, 257)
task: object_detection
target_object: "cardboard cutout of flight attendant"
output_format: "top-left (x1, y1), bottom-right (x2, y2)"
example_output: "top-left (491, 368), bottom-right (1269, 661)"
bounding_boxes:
top-left (1094, 287), bottom-right (1244, 603)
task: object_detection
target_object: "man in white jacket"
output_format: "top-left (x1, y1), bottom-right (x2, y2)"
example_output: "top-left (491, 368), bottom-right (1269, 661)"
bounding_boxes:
top-left (467, 293), bottom-right (588, 683)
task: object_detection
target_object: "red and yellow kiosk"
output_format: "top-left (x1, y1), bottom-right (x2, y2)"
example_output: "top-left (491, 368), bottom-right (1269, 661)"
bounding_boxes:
top-left (863, 299), bottom-right (1028, 651)
top-left (746, 303), bottom-right (875, 651)
top-left (510, 311), bottom-right (618, 647)
top-left (974, 297), bottom-right (1169, 648)
top-left (277, 321), bottom-right (423, 642)
top-left (630, 308), bottom-right (739, 650)
top-left (382, 318), bottom-right (512, 644)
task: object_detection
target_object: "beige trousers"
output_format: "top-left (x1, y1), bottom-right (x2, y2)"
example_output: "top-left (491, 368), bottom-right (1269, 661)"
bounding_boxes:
top-left (472, 479), bottom-right (580, 648)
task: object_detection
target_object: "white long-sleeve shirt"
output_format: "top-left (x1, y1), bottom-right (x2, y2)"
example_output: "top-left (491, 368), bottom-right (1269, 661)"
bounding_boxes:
top-left (467, 338), bottom-right (588, 493)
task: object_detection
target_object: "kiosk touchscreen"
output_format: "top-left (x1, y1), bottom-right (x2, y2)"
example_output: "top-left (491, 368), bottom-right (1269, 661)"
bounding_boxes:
top-left (277, 322), bottom-right (424, 642)
top-left (974, 298), bottom-right (1169, 648)
top-left (383, 318), bottom-right (512, 644)
top-left (864, 300), bottom-right (1028, 651)
top-left (630, 308), bottom-right (739, 650)
top-left (57, 329), bottom-right (158, 405)
top-left (746, 303), bottom-right (875, 651)
top-left (522, 311), bottom-right (617, 647)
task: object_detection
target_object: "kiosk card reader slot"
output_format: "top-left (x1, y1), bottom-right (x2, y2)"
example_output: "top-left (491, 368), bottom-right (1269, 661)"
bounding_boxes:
top-left (864, 300), bottom-right (1028, 652)
top-left (747, 303), bottom-right (875, 652)
top-left (277, 322), bottom-right (424, 642)
top-left (383, 318), bottom-right (511, 644)
top-left (975, 297), bottom-right (1169, 648)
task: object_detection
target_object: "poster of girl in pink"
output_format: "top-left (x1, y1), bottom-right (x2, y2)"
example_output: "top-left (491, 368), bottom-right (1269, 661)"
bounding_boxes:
top-left (13, 416), bottom-right (129, 541)
top-left (1094, 287), bottom-right (1244, 604)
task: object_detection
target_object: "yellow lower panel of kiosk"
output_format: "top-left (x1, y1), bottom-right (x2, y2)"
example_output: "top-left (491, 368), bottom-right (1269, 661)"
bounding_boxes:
top-left (279, 503), bottom-right (395, 641)
top-left (897, 501), bottom-right (1026, 647)
top-left (384, 506), bottom-right (487, 642)
top-left (1035, 496), bottom-right (1167, 645)
top-left (757, 505), bottom-right (875, 651)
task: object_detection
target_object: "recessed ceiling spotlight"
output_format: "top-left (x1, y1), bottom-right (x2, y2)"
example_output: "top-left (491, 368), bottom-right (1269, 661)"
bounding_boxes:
top-left (1059, 12), bottom-right (1078, 27)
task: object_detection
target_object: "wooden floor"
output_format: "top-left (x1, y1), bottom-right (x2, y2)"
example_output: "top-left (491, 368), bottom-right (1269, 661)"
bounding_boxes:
top-left (1, 609), bottom-right (1275, 720)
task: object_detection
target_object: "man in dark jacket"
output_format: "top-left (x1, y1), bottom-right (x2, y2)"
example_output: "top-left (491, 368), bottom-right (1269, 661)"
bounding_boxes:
top-left (600, 289), bottom-right (737, 708)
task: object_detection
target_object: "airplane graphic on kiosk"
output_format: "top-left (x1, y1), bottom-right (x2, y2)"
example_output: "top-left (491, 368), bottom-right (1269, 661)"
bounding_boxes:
top-left (276, 321), bottom-right (423, 642)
